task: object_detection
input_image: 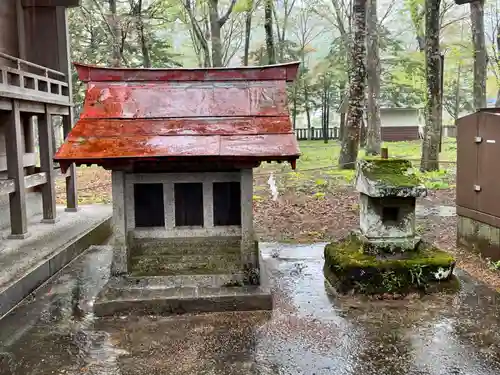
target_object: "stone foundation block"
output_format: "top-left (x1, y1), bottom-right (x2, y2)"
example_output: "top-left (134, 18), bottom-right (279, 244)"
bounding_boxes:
top-left (324, 233), bottom-right (458, 295)
top-left (457, 215), bottom-right (500, 261)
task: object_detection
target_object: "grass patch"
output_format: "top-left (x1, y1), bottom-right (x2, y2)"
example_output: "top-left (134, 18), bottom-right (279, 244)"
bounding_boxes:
top-left (55, 139), bottom-right (456, 205)
top-left (256, 139), bottom-right (456, 193)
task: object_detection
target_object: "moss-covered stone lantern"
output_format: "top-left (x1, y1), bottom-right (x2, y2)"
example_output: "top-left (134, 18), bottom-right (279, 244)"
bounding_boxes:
top-left (324, 157), bottom-right (457, 295)
top-left (356, 158), bottom-right (427, 254)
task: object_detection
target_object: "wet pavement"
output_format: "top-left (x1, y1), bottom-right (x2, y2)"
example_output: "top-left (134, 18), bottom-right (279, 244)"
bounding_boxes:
top-left (1, 242), bottom-right (500, 374)
top-left (416, 205), bottom-right (456, 218)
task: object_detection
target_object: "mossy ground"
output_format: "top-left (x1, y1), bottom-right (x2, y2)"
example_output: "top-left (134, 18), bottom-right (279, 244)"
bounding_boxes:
top-left (324, 234), bottom-right (457, 295)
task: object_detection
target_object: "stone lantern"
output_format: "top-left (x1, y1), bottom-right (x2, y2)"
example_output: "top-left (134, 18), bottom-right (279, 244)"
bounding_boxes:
top-left (355, 158), bottom-right (427, 254)
top-left (324, 156), bottom-right (457, 295)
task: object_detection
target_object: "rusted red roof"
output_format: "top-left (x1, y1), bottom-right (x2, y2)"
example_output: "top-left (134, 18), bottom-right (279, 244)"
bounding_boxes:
top-left (54, 62), bottom-right (301, 171)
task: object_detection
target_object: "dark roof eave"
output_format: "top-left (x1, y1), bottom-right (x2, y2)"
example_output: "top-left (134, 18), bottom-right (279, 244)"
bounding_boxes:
top-left (56, 155), bottom-right (300, 173)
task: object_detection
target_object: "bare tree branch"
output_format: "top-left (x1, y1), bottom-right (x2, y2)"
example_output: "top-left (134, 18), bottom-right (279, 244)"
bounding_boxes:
top-left (219, 0), bottom-right (237, 26)
top-left (89, 0), bottom-right (116, 37)
top-left (182, 0), bottom-right (210, 63)
top-left (379, 0), bottom-right (396, 26)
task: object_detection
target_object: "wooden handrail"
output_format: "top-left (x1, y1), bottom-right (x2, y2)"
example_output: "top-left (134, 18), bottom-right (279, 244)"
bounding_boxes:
top-left (0, 51), bottom-right (66, 79)
top-left (2, 65), bottom-right (69, 87)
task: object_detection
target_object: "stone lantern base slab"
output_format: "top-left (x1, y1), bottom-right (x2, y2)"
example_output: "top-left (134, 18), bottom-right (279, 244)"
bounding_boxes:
top-left (323, 233), bottom-right (458, 295)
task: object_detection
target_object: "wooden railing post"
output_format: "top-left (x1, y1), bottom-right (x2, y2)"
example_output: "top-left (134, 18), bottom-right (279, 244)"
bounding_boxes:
top-left (62, 112), bottom-right (78, 212)
top-left (38, 106), bottom-right (58, 222)
top-left (5, 100), bottom-right (29, 238)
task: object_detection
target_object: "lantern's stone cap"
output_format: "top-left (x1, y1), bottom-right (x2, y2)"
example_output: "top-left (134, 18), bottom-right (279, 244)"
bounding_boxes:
top-left (355, 158), bottom-right (427, 198)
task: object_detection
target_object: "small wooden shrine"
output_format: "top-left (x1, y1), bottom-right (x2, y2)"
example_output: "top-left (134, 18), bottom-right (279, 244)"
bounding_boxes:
top-left (54, 62), bottom-right (301, 315)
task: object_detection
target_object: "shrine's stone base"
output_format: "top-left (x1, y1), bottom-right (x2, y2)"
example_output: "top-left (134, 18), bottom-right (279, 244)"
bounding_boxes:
top-left (93, 269), bottom-right (272, 317)
top-left (94, 240), bottom-right (272, 317)
top-left (323, 233), bottom-right (458, 295)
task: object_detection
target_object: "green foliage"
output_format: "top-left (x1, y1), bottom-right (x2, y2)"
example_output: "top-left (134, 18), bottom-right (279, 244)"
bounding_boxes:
top-left (233, 0), bottom-right (254, 12)
top-left (313, 192), bottom-right (326, 199)
top-left (487, 259), bottom-right (500, 272)
top-left (403, 0), bottom-right (425, 37)
top-left (66, 0), bottom-right (490, 123)
top-left (314, 178), bottom-right (327, 187)
top-left (380, 49), bottom-right (426, 107)
top-left (415, 169), bottom-right (450, 189)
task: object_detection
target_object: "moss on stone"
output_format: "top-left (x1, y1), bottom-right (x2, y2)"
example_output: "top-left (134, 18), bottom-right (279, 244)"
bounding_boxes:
top-left (129, 254), bottom-right (241, 276)
top-left (359, 158), bottom-right (421, 187)
top-left (324, 234), bottom-right (457, 294)
top-left (325, 233), bottom-right (454, 269)
top-left (129, 237), bottom-right (242, 257)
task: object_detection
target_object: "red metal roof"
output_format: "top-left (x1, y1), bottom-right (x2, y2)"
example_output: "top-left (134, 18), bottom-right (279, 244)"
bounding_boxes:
top-left (54, 62), bottom-right (301, 171)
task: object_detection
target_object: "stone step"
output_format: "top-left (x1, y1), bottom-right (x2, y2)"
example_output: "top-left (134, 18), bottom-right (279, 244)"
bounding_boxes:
top-left (93, 284), bottom-right (273, 317)
top-left (130, 236), bottom-right (242, 256)
top-left (129, 253), bottom-right (242, 276)
top-left (137, 253), bottom-right (242, 264)
top-left (116, 273), bottom-right (247, 289)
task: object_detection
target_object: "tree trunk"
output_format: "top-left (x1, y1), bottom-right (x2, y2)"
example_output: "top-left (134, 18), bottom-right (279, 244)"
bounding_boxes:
top-left (138, 24), bottom-right (151, 68)
top-left (322, 82), bottom-right (329, 144)
top-left (264, 0), bottom-right (276, 64)
top-left (325, 90), bottom-right (330, 143)
top-left (471, 0), bottom-right (487, 110)
top-left (243, 2), bottom-right (253, 66)
top-left (271, 0), bottom-right (294, 63)
top-left (305, 83), bottom-right (312, 140)
top-left (340, 113), bottom-right (346, 140)
top-left (453, 62), bottom-right (462, 122)
top-left (420, 0), bottom-right (442, 172)
top-left (209, 0), bottom-right (223, 67)
top-left (108, 0), bottom-right (121, 67)
top-left (365, 0), bottom-right (382, 156)
top-left (133, 0), bottom-right (151, 68)
top-left (183, 0), bottom-right (211, 67)
top-left (452, 23), bottom-right (464, 122)
top-left (321, 87), bottom-right (326, 137)
top-left (338, 0), bottom-right (367, 170)
top-left (292, 83), bottom-right (297, 130)
top-left (360, 118), bottom-right (367, 147)
top-left (339, 81), bottom-right (346, 141)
